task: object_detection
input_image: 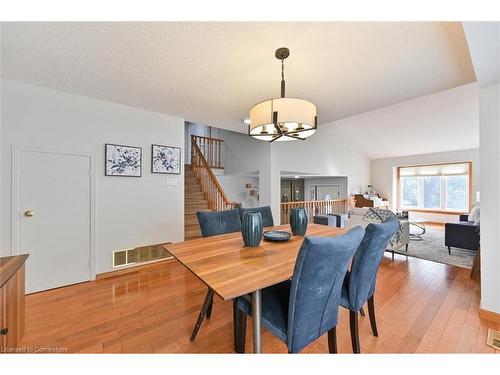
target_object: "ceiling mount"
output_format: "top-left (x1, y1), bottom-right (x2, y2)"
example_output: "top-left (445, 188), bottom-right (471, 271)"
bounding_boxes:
top-left (275, 47), bottom-right (290, 60)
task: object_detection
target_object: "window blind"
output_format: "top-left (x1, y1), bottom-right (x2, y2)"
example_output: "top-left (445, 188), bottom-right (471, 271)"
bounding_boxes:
top-left (399, 162), bottom-right (469, 177)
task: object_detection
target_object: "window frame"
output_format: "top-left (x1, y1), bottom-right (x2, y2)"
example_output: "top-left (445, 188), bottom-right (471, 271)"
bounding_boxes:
top-left (397, 161), bottom-right (472, 214)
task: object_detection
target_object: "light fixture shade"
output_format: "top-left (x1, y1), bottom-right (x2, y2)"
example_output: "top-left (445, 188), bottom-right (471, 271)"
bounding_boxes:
top-left (249, 98), bottom-right (317, 141)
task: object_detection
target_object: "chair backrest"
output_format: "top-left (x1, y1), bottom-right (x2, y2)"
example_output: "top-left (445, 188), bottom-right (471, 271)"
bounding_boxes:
top-left (238, 206), bottom-right (274, 228)
top-left (286, 226), bottom-right (365, 353)
top-left (348, 216), bottom-right (399, 311)
top-left (196, 209), bottom-right (242, 237)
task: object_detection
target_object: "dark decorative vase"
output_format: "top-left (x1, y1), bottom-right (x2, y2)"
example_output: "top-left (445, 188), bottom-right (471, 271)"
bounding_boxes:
top-left (242, 211), bottom-right (263, 247)
top-left (290, 208), bottom-right (308, 236)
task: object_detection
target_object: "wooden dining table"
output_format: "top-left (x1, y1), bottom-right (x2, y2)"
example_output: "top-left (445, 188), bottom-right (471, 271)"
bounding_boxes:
top-left (164, 223), bottom-right (346, 353)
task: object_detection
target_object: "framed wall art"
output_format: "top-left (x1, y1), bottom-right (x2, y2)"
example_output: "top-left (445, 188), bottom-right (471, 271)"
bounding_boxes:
top-left (105, 143), bottom-right (142, 177)
top-left (151, 144), bottom-right (181, 174)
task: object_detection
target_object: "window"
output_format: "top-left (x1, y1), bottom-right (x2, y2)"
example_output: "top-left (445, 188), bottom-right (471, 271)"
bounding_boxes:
top-left (445, 176), bottom-right (468, 211)
top-left (423, 176), bottom-right (441, 209)
top-left (401, 177), bottom-right (418, 207)
top-left (398, 162), bottom-right (470, 212)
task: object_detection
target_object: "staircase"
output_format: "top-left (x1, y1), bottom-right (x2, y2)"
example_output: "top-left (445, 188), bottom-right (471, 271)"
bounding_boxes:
top-left (184, 135), bottom-right (238, 240)
top-left (184, 164), bottom-right (210, 240)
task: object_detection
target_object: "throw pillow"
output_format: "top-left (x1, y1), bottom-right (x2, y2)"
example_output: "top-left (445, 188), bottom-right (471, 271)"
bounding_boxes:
top-left (468, 204), bottom-right (480, 224)
top-left (362, 208), bottom-right (403, 249)
top-left (363, 207), bottom-right (396, 222)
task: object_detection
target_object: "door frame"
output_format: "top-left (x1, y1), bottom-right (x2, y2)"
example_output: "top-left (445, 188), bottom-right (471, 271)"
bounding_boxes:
top-left (11, 145), bottom-right (97, 281)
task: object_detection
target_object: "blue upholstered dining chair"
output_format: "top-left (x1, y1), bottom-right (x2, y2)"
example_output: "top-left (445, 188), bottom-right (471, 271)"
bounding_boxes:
top-left (233, 226), bottom-right (365, 353)
top-left (238, 206), bottom-right (274, 228)
top-left (190, 208), bottom-right (242, 341)
top-left (340, 216), bottom-right (399, 353)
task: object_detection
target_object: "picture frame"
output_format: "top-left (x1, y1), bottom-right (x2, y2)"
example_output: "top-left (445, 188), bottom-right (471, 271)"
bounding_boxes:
top-left (151, 144), bottom-right (182, 174)
top-left (105, 143), bottom-right (142, 177)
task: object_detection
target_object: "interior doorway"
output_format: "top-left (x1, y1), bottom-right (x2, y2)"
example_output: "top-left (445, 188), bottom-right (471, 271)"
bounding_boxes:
top-left (311, 184), bottom-right (341, 200)
top-left (12, 147), bottom-right (95, 293)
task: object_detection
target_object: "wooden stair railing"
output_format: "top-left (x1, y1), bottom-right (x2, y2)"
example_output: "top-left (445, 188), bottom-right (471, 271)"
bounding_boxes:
top-left (191, 137), bottom-right (237, 211)
top-left (280, 199), bottom-right (348, 225)
top-left (191, 135), bottom-right (224, 169)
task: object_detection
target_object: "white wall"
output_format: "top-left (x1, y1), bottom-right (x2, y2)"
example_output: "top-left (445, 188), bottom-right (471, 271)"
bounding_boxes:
top-left (219, 128), bottom-right (271, 175)
top-left (463, 22), bottom-right (500, 315)
top-left (1, 79), bottom-right (185, 274)
top-left (216, 175), bottom-right (259, 208)
top-left (0, 25), bottom-right (3, 249)
top-left (303, 176), bottom-right (348, 200)
top-left (218, 128), bottom-right (274, 209)
top-left (370, 149), bottom-right (479, 223)
top-left (478, 83), bottom-right (500, 314)
top-left (269, 122), bottom-right (371, 220)
top-left (216, 124), bottom-right (370, 222)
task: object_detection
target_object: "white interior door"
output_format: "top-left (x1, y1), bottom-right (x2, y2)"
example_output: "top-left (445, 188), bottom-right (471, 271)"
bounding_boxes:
top-left (316, 185), bottom-right (340, 200)
top-left (16, 149), bottom-right (93, 293)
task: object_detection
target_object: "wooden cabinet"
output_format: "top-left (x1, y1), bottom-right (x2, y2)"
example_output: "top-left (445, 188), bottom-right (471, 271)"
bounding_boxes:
top-left (0, 254), bottom-right (28, 351)
top-left (0, 285), bottom-right (5, 348)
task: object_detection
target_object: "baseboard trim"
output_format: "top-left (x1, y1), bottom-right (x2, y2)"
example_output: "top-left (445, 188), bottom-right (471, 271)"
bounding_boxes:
top-left (479, 308), bottom-right (500, 324)
top-left (96, 257), bottom-right (174, 280)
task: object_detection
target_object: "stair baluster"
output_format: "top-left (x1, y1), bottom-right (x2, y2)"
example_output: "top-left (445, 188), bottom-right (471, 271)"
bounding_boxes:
top-left (190, 135), bottom-right (237, 212)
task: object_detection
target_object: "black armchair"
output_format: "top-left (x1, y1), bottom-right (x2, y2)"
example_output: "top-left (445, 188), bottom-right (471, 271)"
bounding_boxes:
top-left (445, 215), bottom-right (479, 255)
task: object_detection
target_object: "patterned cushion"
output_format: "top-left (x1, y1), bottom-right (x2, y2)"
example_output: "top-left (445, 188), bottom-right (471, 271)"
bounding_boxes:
top-left (362, 208), bottom-right (403, 248)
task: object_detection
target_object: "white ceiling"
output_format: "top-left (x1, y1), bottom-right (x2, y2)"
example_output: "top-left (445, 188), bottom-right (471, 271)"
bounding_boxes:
top-left (1, 22), bottom-right (476, 136)
top-left (336, 82), bottom-right (479, 159)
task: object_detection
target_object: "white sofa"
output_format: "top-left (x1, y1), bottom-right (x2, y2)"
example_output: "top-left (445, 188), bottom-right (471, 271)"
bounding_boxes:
top-left (346, 208), bottom-right (409, 255)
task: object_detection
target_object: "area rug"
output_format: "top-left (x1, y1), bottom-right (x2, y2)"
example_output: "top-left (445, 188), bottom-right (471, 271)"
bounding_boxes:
top-left (392, 226), bottom-right (475, 269)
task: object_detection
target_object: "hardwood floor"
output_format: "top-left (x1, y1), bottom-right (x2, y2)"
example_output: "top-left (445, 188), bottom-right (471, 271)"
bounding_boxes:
top-left (18, 255), bottom-right (500, 354)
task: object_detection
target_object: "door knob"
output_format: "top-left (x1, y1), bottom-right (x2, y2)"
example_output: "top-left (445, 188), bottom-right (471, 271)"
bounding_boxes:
top-left (24, 210), bottom-right (34, 217)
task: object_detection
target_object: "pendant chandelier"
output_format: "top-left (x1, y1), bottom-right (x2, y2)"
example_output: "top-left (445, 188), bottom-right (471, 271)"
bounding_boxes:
top-left (248, 47), bottom-right (317, 142)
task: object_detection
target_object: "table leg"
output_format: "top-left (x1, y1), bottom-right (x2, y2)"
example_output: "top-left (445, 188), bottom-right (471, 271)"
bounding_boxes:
top-left (252, 289), bottom-right (262, 353)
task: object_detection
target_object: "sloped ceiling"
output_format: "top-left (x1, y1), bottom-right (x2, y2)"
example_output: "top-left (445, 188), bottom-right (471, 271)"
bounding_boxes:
top-left (1, 22), bottom-right (477, 158)
top-left (334, 83), bottom-right (479, 160)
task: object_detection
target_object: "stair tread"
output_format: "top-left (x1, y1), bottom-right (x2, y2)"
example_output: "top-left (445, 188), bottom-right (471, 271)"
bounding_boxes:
top-left (184, 163), bottom-right (219, 239)
top-left (185, 211), bottom-right (210, 216)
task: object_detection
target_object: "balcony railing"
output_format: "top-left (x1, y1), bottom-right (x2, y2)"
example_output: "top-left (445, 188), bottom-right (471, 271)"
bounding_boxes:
top-left (280, 199), bottom-right (348, 225)
top-left (191, 135), bottom-right (224, 169)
